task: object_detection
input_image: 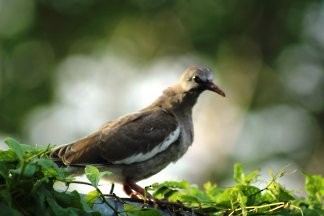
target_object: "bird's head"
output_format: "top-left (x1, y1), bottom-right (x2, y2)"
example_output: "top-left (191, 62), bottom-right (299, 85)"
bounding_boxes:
top-left (180, 66), bottom-right (225, 97)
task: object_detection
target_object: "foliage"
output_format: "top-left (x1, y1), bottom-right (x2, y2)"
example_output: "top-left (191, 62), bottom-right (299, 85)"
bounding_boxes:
top-left (148, 164), bottom-right (324, 215)
top-left (0, 138), bottom-right (98, 216)
top-left (0, 138), bottom-right (323, 215)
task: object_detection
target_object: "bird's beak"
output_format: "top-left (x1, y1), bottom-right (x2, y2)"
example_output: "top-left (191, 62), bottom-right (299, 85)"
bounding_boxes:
top-left (206, 82), bottom-right (226, 97)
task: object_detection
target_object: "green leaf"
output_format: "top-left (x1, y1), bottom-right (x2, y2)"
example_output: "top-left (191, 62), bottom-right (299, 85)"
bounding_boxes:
top-left (154, 180), bottom-right (190, 190)
top-left (0, 190), bottom-right (13, 207)
top-left (152, 180), bottom-right (191, 200)
top-left (305, 174), bottom-right (324, 208)
top-left (305, 174), bottom-right (324, 197)
top-left (84, 190), bottom-right (100, 207)
top-left (233, 163), bottom-right (259, 185)
top-left (124, 204), bottom-right (161, 216)
top-left (85, 165), bottom-right (100, 187)
top-left (164, 189), bottom-right (179, 200)
top-left (204, 181), bottom-right (222, 200)
top-left (32, 177), bottom-right (50, 193)
top-left (0, 149), bottom-right (18, 162)
top-left (47, 196), bottom-right (82, 216)
top-left (53, 190), bottom-right (93, 213)
top-left (267, 182), bottom-right (295, 202)
top-left (260, 190), bottom-right (276, 203)
top-left (70, 190), bottom-right (94, 212)
top-left (23, 163), bottom-right (37, 177)
top-left (216, 187), bottom-right (248, 208)
top-left (99, 171), bottom-right (112, 180)
top-left (0, 162), bottom-right (10, 179)
top-left (5, 138), bottom-right (24, 160)
top-left (234, 163), bottom-right (244, 184)
top-left (19, 144), bottom-right (36, 152)
top-left (84, 165), bottom-right (111, 188)
top-left (36, 158), bottom-right (66, 179)
top-left (153, 185), bottom-right (177, 199)
top-left (186, 187), bottom-right (212, 204)
top-left (0, 203), bottom-right (22, 216)
top-left (301, 208), bottom-right (324, 216)
top-left (244, 169), bottom-right (260, 184)
top-left (124, 204), bottom-right (138, 212)
top-left (237, 185), bottom-right (262, 205)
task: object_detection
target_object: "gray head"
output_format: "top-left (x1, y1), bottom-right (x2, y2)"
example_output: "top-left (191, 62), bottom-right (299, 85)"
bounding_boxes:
top-left (179, 66), bottom-right (225, 97)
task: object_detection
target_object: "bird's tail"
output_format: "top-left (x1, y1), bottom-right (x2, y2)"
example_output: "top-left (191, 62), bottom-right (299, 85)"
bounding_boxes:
top-left (49, 130), bottom-right (102, 166)
top-left (49, 143), bottom-right (71, 166)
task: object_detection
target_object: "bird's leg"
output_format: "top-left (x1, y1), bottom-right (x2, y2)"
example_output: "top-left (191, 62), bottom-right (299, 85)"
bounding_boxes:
top-left (123, 184), bottom-right (139, 200)
top-left (123, 181), bottom-right (155, 201)
top-left (123, 182), bottom-right (189, 210)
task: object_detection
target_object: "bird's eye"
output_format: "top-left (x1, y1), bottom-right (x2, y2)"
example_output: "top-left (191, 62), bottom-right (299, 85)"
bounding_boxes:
top-left (193, 76), bottom-right (202, 83)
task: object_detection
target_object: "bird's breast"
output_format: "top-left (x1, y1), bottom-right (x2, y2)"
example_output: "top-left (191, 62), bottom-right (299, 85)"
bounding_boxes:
top-left (176, 124), bottom-right (193, 158)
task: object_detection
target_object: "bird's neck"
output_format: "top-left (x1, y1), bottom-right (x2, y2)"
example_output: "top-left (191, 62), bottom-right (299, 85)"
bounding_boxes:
top-left (149, 85), bottom-right (201, 114)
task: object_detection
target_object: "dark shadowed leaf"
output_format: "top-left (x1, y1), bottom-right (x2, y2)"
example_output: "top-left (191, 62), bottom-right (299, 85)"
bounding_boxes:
top-left (0, 203), bottom-right (22, 216)
top-left (47, 196), bottom-right (82, 216)
top-left (23, 163), bottom-right (37, 177)
top-left (0, 162), bottom-right (10, 179)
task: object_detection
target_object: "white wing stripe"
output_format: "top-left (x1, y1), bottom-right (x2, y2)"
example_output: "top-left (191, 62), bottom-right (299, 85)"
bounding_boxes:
top-left (113, 126), bottom-right (180, 165)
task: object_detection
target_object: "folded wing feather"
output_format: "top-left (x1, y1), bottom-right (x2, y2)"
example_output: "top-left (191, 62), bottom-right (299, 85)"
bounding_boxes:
top-left (50, 107), bottom-right (179, 166)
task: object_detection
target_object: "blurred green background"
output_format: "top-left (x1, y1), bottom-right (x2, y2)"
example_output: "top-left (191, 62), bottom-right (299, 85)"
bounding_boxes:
top-left (0, 0), bottom-right (323, 193)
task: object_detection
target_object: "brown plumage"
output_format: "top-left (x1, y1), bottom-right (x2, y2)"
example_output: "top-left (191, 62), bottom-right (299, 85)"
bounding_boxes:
top-left (50, 66), bottom-right (225, 198)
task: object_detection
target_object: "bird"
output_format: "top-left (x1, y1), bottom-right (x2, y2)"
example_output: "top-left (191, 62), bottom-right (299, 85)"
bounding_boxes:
top-left (50, 65), bottom-right (225, 199)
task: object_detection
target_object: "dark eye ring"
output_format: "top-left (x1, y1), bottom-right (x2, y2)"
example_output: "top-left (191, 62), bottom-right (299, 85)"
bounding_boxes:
top-left (193, 76), bottom-right (202, 83)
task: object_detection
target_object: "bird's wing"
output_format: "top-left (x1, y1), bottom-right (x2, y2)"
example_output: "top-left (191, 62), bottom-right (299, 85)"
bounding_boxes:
top-left (50, 107), bottom-right (179, 165)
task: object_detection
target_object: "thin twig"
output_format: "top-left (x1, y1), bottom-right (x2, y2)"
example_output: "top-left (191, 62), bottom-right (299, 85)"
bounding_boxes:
top-left (57, 179), bottom-right (120, 215)
top-left (109, 183), bottom-right (115, 194)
